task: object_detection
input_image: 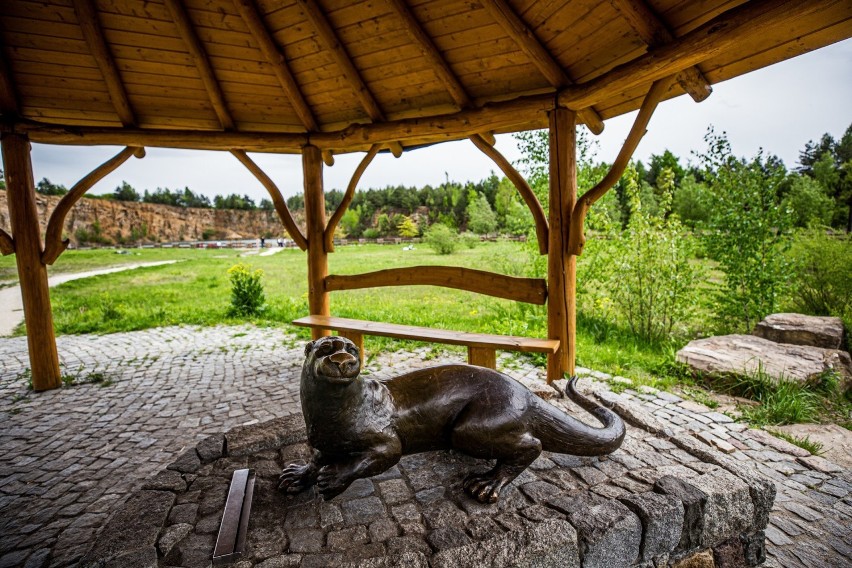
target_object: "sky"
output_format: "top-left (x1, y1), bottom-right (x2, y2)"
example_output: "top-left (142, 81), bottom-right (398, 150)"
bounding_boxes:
top-left (26, 38), bottom-right (852, 203)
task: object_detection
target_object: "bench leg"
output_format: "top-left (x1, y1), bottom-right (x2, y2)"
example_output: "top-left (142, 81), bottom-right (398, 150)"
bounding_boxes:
top-left (339, 330), bottom-right (364, 366)
top-left (468, 347), bottom-right (496, 369)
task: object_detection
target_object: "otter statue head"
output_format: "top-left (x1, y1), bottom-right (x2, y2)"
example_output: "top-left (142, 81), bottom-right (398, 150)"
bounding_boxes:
top-left (302, 336), bottom-right (361, 385)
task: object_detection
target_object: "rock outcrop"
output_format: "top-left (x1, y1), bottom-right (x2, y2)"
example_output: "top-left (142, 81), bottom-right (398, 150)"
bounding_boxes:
top-left (0, 190), bottom-right (299, 245)
top-left (753, 313), bottom-right (846, 350)
top-left (676, 334), bottom-right (852, 386)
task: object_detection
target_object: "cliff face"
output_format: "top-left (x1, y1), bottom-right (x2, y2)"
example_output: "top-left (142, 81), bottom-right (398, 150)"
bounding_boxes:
top-left (0, 190), bottom-right (303, 245)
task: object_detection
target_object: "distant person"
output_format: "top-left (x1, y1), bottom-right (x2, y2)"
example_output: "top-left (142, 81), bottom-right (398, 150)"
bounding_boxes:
top-left (260, 237), bottom-right (265, 248)
top-left (277, 238), bottom-right (284, 247)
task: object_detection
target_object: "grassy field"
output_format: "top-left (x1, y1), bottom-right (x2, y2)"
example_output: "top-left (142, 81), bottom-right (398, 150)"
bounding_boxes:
top-left (6, 242), bottom-right (677, 382)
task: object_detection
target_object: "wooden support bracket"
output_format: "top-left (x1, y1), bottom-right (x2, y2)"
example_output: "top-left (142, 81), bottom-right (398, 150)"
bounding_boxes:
top-left (469, 134), bottom-right (548, 254)
top-left (231, 150), bottom-right (308, 251)
top-left (325, 144), bottom-right (380, 252)
top-left (42, 146), bottom-right (144, 265)
top-left (567, 76), bottom-right (675, 256)
top-left (0, 228), bottom-right (14, 256)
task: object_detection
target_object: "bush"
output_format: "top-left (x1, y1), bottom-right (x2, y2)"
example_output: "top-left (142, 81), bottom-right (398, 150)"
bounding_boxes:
top-left (699, 129), bottom-right (792, 333)
top-left (227, 263), bottom-right (266, 316)
top-left (424, 224), bottom-right (459, 255)
top-left (786, 231), bottom-right (852, 319)
top-left (601, 167), bottom-right (700, 342)
top-left (362, 228), bottom-right (380, 239)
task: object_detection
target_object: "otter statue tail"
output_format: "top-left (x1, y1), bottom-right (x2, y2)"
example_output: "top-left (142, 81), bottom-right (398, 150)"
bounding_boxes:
top-left (533, 376), bottom-right (626, 457)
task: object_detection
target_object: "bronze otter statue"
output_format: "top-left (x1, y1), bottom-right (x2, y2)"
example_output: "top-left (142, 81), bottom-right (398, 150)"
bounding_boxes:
top-left (278, 336), bottom-right (625, 503)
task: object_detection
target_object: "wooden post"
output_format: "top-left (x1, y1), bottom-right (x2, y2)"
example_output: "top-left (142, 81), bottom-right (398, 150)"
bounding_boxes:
top-left (1, 132), bottom-right (61, 391)
top-left (547, 109), bottom-right (577, 383)
top-left (303, 144), bottom-right (330, 340)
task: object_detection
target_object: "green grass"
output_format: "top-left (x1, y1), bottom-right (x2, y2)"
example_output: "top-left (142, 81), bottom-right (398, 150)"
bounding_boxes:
top-left (767, 429), bottom-right (824, 455)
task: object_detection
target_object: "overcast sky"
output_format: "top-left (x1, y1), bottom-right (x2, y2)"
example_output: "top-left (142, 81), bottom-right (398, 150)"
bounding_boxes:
top-left (27, 38), bottom-right (852, 203)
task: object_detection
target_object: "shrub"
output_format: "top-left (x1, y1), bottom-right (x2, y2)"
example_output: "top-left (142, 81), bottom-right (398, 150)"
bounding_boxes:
top-left (362, 228), bottom-right (380, 239)
top-left (786, 231), bottom-right (852, 319)
top-left (227, 263), bottom-right (266, 316)
top-left (699, 129), bottom-right (792, 333)
top-left (424, 224), bottom-right (459, 255)
top-left (602, 166), bottom-right (701, 342)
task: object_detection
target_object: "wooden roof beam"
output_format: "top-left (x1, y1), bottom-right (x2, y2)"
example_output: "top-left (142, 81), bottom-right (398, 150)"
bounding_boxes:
top-left (164, 0), bottom-right (235, 131)
top-left (0, 44), bottom-right (20, 116)
top-left (17, 0), bottom-right (833, 152)
top-left (231, 0), bottom-right (333, 166)
top-left (385, 0), bottom-right (495, 145)
top-left (609, 0), bottom-right (712, 102)
top-left (71, 0), bottom-right (136, 126)
top-left (296, 0), bottom-right (404, 157)
top-left (43, 146), bottom-right (145, 265)
top-left (481, 0), bottom-right (604, 135)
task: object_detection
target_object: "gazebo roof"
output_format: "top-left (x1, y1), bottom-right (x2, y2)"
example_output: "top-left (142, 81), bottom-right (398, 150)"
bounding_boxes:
top-left (1, 0), bottom-right (850, 154)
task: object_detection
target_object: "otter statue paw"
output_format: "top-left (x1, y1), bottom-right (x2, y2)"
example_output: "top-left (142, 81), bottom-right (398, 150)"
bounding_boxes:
top-left (463, 472), bottom-right (507, 504)
top-left (315, 464), bottom-right (353, 500)
top-left (278, 461), bottom-right (316, 493)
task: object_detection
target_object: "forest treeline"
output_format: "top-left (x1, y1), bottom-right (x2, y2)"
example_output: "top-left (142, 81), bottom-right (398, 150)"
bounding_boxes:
top-left (5, 123), bottom-right (850, 239)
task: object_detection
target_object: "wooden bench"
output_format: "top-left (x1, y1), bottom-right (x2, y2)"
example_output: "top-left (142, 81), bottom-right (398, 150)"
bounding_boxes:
top-left (292, 315), bottom-right (559, 369)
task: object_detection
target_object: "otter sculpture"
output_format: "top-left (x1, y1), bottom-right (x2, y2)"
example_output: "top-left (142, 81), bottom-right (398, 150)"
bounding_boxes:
top-left (279, 336), bottom-right (625, 503)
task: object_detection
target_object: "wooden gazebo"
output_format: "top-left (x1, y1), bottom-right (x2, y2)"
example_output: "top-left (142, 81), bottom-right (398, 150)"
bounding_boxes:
top-left (1, 0), bottom-right (849, 391)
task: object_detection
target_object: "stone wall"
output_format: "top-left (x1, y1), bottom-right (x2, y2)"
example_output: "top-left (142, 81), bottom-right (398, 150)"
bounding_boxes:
top-left (0, 190), bottom-right (299, 245)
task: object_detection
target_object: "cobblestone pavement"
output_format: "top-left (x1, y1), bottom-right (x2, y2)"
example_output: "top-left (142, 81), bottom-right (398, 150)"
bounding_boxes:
top-left (0, 325), bottom-right (849, 567)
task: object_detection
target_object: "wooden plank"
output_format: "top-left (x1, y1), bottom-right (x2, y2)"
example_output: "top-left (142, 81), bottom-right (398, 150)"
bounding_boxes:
top-left (1, 133), bottom-right (61, 391)
top-left (163, 0), bottom-right (236, 129)
top-left (467, 346), bottom-right (497, 369)
top-left (609, 0), bottom-right (712, 101)
top-left (480, 0), bottom-right (604, 133)
top-left (72, 0), bottom-right (137, 125)
top-left (292, 315), bottom-right (560, 353)
top-left (233, 0), bottom-right (317, 131)
top-left (325, 266), bottom-right (548, 305)
top-left (303, 145), bottom-right (330, 339)
top-left (0, 43), bottom-right (20, 114)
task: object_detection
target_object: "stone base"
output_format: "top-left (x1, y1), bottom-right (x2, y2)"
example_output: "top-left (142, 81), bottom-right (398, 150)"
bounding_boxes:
top-left (82, 399), bottom-right (774, 568)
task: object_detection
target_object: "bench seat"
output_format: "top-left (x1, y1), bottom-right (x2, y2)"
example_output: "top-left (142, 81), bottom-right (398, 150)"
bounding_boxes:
top-left (292, 315), bottom-right (559, 369)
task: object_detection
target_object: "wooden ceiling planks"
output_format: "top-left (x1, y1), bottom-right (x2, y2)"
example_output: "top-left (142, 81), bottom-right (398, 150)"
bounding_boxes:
top-left (1, 0), bottom-right (849, 153)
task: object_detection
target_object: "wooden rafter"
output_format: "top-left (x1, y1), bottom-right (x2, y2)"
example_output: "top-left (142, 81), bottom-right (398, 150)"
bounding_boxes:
top-left (0, 43), bottom-right (19, 115)
top-left (231, 150), bottom-right (308, 250)
top-left (17, 0), bottom-right (834, 153)
top-left (609, 0), bottom-right (712, 102)
top-left (296, 0), bottom-right (404, 157)
top-left (325, 144), bottom-right (380, 252)
top-left (0, 228), bottom-right (13, 256)
top-left (469, 134), bottom-right (548, 255)
top-left (481, 0), bottom-right (604, 135)
top-left (164, 0), bottom-right (235, 130)
top-left (71, 0), bottom-right (136, 126)
top-left (567, 76), bottom-right (675, 256)
top-left (42, 147), bottom-right (145, 265)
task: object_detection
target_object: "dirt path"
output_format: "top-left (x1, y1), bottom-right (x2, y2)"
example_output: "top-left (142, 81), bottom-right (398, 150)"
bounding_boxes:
top-left (0, 261), bottom-right (178, 336)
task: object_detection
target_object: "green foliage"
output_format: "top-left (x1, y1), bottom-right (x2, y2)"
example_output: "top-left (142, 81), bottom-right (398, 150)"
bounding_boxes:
top-left (601, 166), bottom-right (701, 342)
top-left (466, 192), bottom-right (497, 235)
top-left (783, 175), bottom-right (835, 228)
top-left (423, 223), bottom-right (459, 255)
top-left (75, 220), bottom-right (112, 245)
top-left (699, 128), bottom-right (792, 333)
top-left (362, 228), bottom-right (380, 239)
top-left (36, 177), bottom-right (68, 196)
top-left (202, 228), bottom-right (217, 241)
top-left (767, 430), bottom-right (824, 455)
top-left (397, 215), bottom-right (419, 237)
top-left (113, 181), bottom-right (140, 202)
top-left (785, 231), bottom-right (852, 319)
top-left (227, 263), bottom-right (266, 316)
top-left (340, 207), bottom-right (362, 237)
top-left (143, 186), bottom-right (211, 208)
top-left (672, 174), bottom-right (713, 228)
top-left (214, 193), bottom-right (256, 210)
top-left (731, 372), bottom-right (822, 426)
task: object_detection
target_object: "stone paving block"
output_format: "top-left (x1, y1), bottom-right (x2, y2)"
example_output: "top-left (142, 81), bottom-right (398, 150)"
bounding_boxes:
top-left (196, 434), bottom-right (225, 462)
top-left (797, 455), bottom-right (844, 474)
top-left (226, 416), bottom-right (307, 457)
top-left (167, 449), bottom-right (201, 473)
top-left (689, 469), bottom-right (754, 546)
top-left (566, 499), bottom-right (641, 568)
top-left (620, 491), bottom-right (685, 562)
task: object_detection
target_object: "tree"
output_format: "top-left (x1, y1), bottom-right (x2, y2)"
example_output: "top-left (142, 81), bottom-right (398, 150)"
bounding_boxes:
top-left (699, 128), bottom-right (792, 332)
top-left (783, 175), bottom-right (834, 228)
top-left (113, 181), bottom-right (140, 202)
top-left (397, 215), bottom-right (419, 237)
top-left (466, 192), bottom-right (497, 235)
top-left (35, 178), bottom-right (68, 196)
top-left (259, 198), bottom-right (275, 211)
top-left (424, 224), bottom-right (458, 254)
